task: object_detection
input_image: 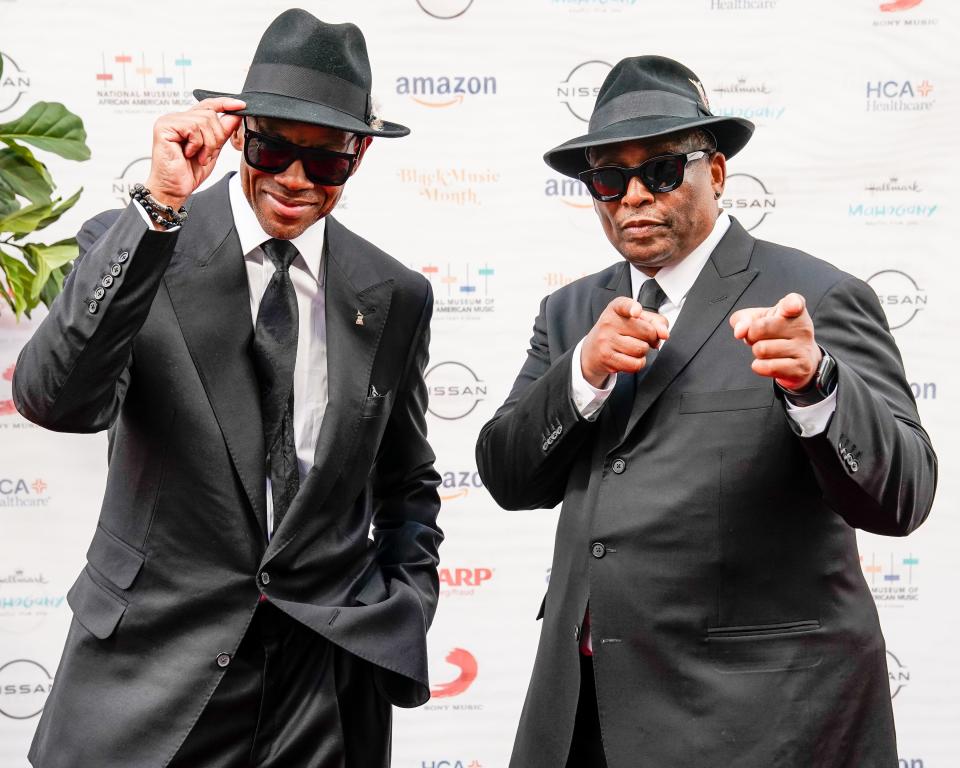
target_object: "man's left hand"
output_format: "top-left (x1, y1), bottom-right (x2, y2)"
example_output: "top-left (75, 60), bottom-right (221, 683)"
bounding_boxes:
top-left (729, 293), bottom-right (821, 392)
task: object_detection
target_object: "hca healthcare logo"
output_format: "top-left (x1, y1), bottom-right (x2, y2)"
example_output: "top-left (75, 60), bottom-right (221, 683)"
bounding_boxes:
top-left (849, 177), bottom-right (937, 226)
top-left (866, 270), bottom-right (927, 330)
top-left (398, 167), bottom-right (500, 207)
top-left (865, 79), bottom-right (934, 113)
top-left (95, 51), bottom-right (194, 113)
top-left (0, 659), bottom-right (53, 719)
top-left (438, 468), bottom-right (486, 502)
top-left (709, 76), bottom-right (785, 125)
top-left (0, 52), bottom-right (30, 114)
top-left (416, 0), bottom-right (474, 18)
top-left (0, 477), bottom-right (50, 509)
top-left (421, 761), bottom-right (484, 768)
top-left (861, 552), bottom-right (920, 607)
top-left (425, 362), bottom-right (486, 420)
top-left (415, 262), bottom-right (496, 319)
top-left (427, 647), bottom-right (480, 708)
top-left (719, 174), bottom-right (776, 231)
top-left (395, 74), bottom-right (497, 108)
top-left (557, 60), bottom-right (612, 122)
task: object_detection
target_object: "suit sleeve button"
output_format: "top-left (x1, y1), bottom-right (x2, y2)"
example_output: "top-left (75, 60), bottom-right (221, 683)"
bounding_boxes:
top-left (612, 458), bottom-right (626, 474)
top-left (542, 441), bottom-right (549, 451)
top-left (216, 653), bottom-right (231, 668)
top-left (87, 300), bottom-right (99, 314)
top-left (117, 249), bottom-right (130, 263)
top-left (591, 542), bottom-right (606, 559)
top-left (101, 275), bottom-right (114, 288)
top-left (110, 263), bottom-right (122, 277)
top-left (93, 287), bottom-right (105, 300)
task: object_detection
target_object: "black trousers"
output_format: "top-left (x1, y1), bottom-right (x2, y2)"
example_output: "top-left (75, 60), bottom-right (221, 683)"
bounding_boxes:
top-left (565, 653), bottom-right (608, 768)
top-left (169, 600), bottom-right (390, 768)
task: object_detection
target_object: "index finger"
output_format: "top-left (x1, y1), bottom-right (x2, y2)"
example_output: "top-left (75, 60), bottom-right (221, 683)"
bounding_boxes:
top-left (192, 97), bottom-right (247, 115)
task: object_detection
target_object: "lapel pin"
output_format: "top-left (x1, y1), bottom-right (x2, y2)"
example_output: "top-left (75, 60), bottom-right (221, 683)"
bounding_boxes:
top-left (355, 309), bottom-right (364, 326)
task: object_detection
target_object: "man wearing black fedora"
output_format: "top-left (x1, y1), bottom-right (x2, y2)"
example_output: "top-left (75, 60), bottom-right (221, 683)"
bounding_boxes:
top-left (477, 55), bottom-right (936, 767)
top-left (15, 9), bottom-right (442, 768)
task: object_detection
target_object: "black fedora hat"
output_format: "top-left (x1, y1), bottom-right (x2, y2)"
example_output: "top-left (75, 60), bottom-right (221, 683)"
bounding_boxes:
top-left (544, 56), bottom-right (753, 178)
top-left (194, 9), bottom-right (409, 138)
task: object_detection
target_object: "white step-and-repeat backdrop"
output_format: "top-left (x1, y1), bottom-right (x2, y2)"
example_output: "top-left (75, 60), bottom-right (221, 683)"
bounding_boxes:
top-left (1, 1), bottom-right (956, 766)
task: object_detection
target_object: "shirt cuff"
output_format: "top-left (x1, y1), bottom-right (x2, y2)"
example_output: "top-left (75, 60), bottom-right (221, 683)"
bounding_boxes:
top-left (784, 386), bottom-right (838, 437)
top-left (570, 338), bottom-right (615, 421)
top-left (129, 200), bottom-right (180, 232)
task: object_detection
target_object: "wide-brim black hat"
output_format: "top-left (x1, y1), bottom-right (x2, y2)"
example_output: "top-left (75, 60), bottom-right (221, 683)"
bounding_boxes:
top-left (544, 56), bottom-right (753, 178)
top-left (194, 9), bottom-right (409, 138)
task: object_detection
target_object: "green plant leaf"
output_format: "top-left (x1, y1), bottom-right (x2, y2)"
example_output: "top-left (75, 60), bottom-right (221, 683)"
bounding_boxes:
top-left (0, 183), bottom-right (18, 218)
top-left (0, 146), bottom-right (54, 203)
top-left (0, 198), bottom-right (54, 234)
top-left (34, 187), bottom-right (82, 232)
top-left (24, 239), bottom-right (77, 299)
top-left (0, 247), bottom-right (36, 318)
top-left (0, 102), bottom-right (91, 161)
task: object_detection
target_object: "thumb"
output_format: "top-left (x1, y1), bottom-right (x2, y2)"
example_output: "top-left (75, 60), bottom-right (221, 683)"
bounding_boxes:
top-left (777, 293), bottom-right (806, 319)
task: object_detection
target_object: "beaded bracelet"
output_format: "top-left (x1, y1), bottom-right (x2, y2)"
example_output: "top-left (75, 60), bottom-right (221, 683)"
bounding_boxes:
top-left (129, 183), bottom-right (188, 229)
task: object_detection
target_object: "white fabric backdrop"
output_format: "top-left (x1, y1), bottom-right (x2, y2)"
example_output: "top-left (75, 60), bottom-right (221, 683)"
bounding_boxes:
top-left (1, 1), bottom-right (956, 766)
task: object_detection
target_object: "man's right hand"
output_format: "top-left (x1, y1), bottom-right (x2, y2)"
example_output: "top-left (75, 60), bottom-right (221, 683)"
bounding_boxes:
top-left (143, 97), bottom-right (247, 213)
top-left (580, 296), bottom-right (670, 388)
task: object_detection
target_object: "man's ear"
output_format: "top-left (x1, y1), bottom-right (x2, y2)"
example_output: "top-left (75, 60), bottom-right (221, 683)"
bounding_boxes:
top-left (229, 121), bottom-right (245, 152)
top-left (351, 136), bottom-right (374, 176)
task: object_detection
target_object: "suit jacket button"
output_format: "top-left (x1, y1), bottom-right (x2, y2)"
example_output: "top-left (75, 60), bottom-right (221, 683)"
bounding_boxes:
top-left (87, 300), bottom-right (99, 314)
top-left (117, 249), bottom-right (130, 263)
top-left (574, 624), bottom-right (581, 641)
top-left (216, 653), bottom-right (231, 668)
top-left (611, 458), bottom-right (626, 474)
top-left (260, 572), bottom-right (271, 586)
top-left (591, 542), bottom-right (606, 559)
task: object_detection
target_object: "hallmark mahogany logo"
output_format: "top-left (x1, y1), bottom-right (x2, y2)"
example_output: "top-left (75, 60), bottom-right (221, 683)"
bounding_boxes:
top-left (430, 648), bottom-right (478, 698)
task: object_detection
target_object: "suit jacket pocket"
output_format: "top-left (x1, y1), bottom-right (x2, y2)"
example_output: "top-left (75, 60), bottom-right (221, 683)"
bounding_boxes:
top-left (679, 386), bottom-right (774, 414)
top-left (67, 567), bottom-right (128, 640)
top-left (705, 619), bottom-right (821, 641)
top-left (355, 565), bottom-right (389, 606)
top-left (361, 389), bottom-right (394, 419)
top-left (86, 524), bottom-right (145, 590)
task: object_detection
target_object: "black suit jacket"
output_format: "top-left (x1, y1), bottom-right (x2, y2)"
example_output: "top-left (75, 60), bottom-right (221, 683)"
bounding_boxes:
top-left (14, 176), bottom-right (443, 768)
top-left (476, 218), bottom-right (936, 768)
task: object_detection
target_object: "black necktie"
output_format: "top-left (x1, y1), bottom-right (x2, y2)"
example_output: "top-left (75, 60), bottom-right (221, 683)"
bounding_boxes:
top-left (637, 278), bottom-right (667, 368)
top-left (252, 239), bottom-right (300, 534)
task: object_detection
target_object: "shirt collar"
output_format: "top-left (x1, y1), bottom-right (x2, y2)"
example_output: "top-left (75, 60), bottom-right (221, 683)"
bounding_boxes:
top-left (228, 172), bottom-right (326, 283)
top-left (630, 210), bottom-right (731, 306)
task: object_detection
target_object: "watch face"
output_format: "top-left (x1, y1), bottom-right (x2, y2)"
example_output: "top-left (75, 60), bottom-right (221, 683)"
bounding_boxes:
top-left (817, 352), bottom-right (838, 397)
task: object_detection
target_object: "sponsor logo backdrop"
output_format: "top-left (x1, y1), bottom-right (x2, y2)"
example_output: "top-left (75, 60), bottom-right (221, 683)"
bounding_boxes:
top-left (1, 1), bottom-right (957, 765)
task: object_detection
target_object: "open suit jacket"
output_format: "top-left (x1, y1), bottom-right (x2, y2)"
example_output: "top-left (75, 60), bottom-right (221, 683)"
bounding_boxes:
top-left (476, 218), bottom-right (936, 768)
top-left (14, 175), bottom-right (443, 768)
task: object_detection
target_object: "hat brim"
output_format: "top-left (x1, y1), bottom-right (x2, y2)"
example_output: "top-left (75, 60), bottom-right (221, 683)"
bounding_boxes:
top-left (193, 89), bottom-right (410, 138)
top-left (544, 115), bottom-right (754, 178)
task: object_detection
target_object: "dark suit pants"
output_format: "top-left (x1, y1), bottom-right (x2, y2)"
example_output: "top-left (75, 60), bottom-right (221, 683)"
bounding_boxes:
top-left (169, 600), bottom-right (390, 768)
top-left (565, 654), bottom-right (608, 768)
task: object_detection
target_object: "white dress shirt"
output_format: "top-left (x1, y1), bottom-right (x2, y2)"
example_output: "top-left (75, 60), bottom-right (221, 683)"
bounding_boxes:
top-left (570, 210), bottom-right (836, 436)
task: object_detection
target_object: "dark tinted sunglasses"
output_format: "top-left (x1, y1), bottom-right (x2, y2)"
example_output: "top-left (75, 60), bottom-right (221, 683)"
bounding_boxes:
top-left (242, 119), bottom-right (359, 186)
top-left (578, 150), bottom-right (710, 201)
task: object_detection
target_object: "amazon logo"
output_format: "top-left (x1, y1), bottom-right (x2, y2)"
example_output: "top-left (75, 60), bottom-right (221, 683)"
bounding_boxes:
top-left (430, 648), bottom-right (478, 698)
top-left (396, 75), bottom-right (497, 108)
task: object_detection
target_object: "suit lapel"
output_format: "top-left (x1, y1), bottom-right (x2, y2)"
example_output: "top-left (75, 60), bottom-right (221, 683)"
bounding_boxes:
top-left (619, 218), bottom-right (759, 443)
top-left (163, 176), bottom-right (267, 539)
top-left (266, 215), bottom-right (393, 555)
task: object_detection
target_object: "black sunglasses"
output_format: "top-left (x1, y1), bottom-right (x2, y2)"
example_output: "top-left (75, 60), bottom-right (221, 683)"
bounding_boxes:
top-left (578, 150), bottom-right (711, 201)
top-left (242, 119), bottom-right (360, 186)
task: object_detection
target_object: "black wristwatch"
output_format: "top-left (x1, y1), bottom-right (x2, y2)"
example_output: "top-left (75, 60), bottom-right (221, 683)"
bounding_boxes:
top-left (780, 346), bottom-right (838, 407)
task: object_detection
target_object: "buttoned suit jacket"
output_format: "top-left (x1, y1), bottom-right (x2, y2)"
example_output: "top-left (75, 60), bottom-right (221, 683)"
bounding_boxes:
top-left (14, 175), bottom-right (443, 768)
top-left (476, 218), bottom-right (936, 768)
